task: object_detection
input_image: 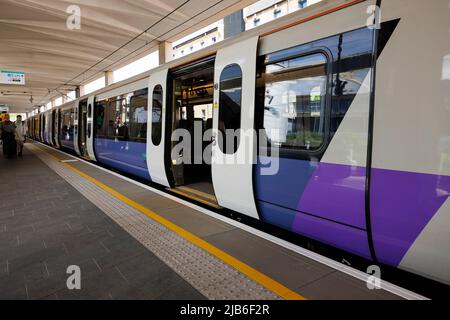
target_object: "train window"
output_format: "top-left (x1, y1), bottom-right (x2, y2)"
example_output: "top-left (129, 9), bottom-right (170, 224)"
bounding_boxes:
top-left (129, 89), bottom-right (148, 141)
top-left (95, 90), bottom-right (148, 142)
top-left (263, 53), bottom-right (327, 152)
top-left (151, 85), bottom-right (163, 146)
top-left (95, 101), bottom-right (106, 137)
top-left (330, 68), bottom-right (370, 138)
top-left (110, 98), bottom-right (129, 141)
top-left (60, 109), bottom-right (74, 141)
top-left (218, 64), bottom-right (242, 154)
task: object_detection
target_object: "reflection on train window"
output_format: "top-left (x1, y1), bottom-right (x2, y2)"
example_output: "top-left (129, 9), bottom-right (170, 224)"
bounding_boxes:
top-left (95, 102), bottom-right (106, 134)
top-left (263, 53), bottom-right (327, 151)
top-left (152, 85), bottom-right (163, 146)
top-left (60, 109), bottom-right (75, 141)
top-left (219, 64), bottom-right (242, 154)
top-left (331, 68), bottom-right (370, 138)
top-left (110, 98), bottom-right (129, 141)
top-left (129, 90), bottom-right (148, 140)
top-left (94, 89), bottom-right (148, 142)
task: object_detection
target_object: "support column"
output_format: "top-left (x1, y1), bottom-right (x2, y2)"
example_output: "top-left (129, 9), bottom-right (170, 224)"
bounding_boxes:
top-left (76, 86), bottom-right (83, 98)
top-left (105, 71), bottom-right (114, 86)
top-left (223, 10), bottom-right (245, 39)
top-left (159, 41), bottom-right (173, 64)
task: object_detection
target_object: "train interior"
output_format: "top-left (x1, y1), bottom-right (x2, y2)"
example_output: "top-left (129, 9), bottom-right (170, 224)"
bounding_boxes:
top-left (169, 57), bottom-right (218, 205)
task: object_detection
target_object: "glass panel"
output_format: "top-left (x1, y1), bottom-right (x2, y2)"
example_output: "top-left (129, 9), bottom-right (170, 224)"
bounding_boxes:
top-left (263, 53), bottom-right (327, 151)
top-left (112, 98), bottom-right (129, 141)
top-left (94, 101), bottom-right (106, 137)
top-left (129, 89), bottom-right (148, 141)
top-left (152, 85), bottom-right (163, 146)
top-left (219, 64), bottom-right (242, 154)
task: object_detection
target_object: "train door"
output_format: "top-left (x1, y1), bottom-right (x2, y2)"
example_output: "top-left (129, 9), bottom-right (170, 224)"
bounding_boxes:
top-left (38, 114), bottom-right (41, 141)
top-left (46, 112), bottom-right (50, 144)
top-left (40, 113), bottom-right (45, 142)
top-left (211, 37), bottom-right (260, 219)
top-left (147, 69), bottom-right (170, 187)
top-left (86, 96), bottom-right (96, 161)
top-left (47, 112), bottom-right (52, 145)
top-left (27, 119), bottom-right (31, 139)
top-left (47, 112), bottom-right (53, 145)
top-left (167, 57), bottom-right (219, 207)
top-left (52, 109), bottom-right (60, 148)
top-left (35, 116), bottom-right (39, 141)
top-left (77, 99), bottom-right (90, 159)
top-left (73, 101), bottom-right (81, 155)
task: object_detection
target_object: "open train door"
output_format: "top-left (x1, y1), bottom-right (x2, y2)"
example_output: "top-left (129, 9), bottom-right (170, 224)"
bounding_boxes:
top-left (147, 68), bottom-right (170, 187)
top-left (51, 109), bottom-right (60, 148)
top-left (73, 100), bottom-right (81, 156)
top-left (74, 97), bottom-right (96, 161)
top-left (211, 37), bottom-right (260, 219)
top-left (86, 96), bottom-right (97, 161)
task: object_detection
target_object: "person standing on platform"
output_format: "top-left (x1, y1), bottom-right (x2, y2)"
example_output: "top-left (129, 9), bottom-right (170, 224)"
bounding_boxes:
top-left (0, 114), bottom-right (17, 158)
top-left (15, 115), bottom-right (25, 157)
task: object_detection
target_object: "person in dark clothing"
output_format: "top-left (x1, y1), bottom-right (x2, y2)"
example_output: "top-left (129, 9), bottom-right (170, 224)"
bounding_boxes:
top-left (0, 114), bottom-right (17, 158)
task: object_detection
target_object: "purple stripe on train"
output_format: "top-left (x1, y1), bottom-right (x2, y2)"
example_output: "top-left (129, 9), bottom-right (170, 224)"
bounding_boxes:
top-left (256, 158), bottom-right (371, 258)
top-left (296, 163), bottom-right (367, 229)
top-left (255, 158), bottom-right (449, 266)
top-left (297, 163), bottom-right (450, 266)
top-left (371, 168), bottom-right (450, 266)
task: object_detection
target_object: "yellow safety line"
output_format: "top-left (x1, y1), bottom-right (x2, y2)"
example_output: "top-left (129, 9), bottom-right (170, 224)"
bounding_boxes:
top-left (170, 188), bottom-right (222, 209)
top-left (33, 144), bottom-right (306, 300)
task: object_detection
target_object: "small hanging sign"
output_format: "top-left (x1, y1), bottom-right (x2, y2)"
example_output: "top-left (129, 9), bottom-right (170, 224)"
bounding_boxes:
top-left (0, 70), bottom-right (26, 85)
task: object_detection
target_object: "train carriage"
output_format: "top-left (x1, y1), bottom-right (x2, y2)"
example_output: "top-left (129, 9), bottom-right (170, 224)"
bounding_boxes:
top-left (30, 0), bottom-right (450, 285)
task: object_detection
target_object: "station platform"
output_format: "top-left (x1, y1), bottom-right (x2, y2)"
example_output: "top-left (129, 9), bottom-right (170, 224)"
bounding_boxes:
top-left (0, 142), bottom-right (416, 300)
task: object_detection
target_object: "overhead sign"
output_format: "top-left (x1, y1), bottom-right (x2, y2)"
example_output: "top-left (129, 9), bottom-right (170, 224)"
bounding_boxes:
top-left (0, 70), bottom-right (25, 85)
top-left (0, 104), bottom-right (9, 113)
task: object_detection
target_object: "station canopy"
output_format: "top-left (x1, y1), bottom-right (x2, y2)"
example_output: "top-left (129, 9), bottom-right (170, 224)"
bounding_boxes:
top-left (0, 0), bottom-right (256, 113)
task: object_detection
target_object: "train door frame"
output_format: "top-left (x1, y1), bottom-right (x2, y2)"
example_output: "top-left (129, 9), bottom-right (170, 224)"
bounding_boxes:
top-left (211, 36), bottom-right (260, 219)
top-left (40, 113), bottom-right (45, 142)
top-left (167, 56), bottom-right (218, 203)
top-left (147, 68), bottom-right (171, 187)
top-left (52, 108), bottom-right (60, 148)
top-left (73, 100), bottom-right (81, 156)
top-left (47, 112), bottom-right (53, 145)
top-left (86, 96), bottom-right (96, 161)
top-left (35, 115), bottom-right (40, 141)
top-left (79, 99), bottom-right (88, 158)
top-left (46, 112), bottom-right (51, 145)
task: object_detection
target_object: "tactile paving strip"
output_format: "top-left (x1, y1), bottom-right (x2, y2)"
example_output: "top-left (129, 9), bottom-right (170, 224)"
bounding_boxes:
top-left (29, 144), bottom-right (281, 300)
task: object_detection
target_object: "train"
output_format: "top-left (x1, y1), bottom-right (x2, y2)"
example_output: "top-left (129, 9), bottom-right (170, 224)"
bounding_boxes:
top-left (27, 0), bottom-right (450, 286)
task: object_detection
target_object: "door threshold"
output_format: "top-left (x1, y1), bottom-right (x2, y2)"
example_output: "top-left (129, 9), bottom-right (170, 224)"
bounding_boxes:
top-left (178, 185), bottom-right (217, 202)
top-left (169, 186), bottom-right (222, 209)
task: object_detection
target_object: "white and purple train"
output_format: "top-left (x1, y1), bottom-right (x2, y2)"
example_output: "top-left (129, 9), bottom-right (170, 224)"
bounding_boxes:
top-left (28, 0), bottom-right (450, 286)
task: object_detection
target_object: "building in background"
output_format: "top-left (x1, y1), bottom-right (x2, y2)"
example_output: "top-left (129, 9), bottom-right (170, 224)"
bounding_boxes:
top-left (244, 0), bottom-right (321, 30)
top-left (172, 0), bottom-right (321, 59)
top-left (172, 22), bottom-right (224, 60)
top-left (223, 11), bottom-right (246, 39)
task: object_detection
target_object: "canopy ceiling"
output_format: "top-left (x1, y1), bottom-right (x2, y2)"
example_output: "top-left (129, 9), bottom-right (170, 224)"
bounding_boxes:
top-left (0, 0), bottom-right (255, 113)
